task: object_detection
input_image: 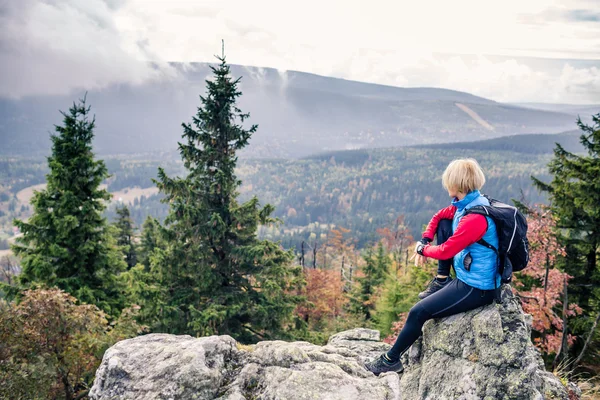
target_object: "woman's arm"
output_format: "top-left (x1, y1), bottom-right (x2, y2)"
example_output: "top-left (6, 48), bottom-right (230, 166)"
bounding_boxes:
top-left (421, 214), bottom-right (487, 260)
top-left (421, 205), bottom-right (457, 241)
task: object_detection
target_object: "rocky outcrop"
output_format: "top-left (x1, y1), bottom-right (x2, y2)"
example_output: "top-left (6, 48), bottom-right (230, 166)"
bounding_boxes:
top-left (90, 287), bottom-right (580, 400)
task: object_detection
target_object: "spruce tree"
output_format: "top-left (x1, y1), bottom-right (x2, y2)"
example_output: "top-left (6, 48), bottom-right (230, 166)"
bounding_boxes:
top-left (350, 241), bottom-right (390, 321)
top-left (114, 204), bottom-right (137, 269)
top-left (532, 113), bottom-right (600, 361)
top-left (11, 98), bottom-right (126, 315)
top-left (138, 216), bottom-right (160, 270)
top-left (374, 263), bottom-right (432, 336)
top-left (152, 50), bottom-right (302, 341)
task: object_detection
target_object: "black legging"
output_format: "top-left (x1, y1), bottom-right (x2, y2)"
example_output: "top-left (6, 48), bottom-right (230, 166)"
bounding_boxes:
top-left (436, 218), bottom-right (453, 277)
top-left (386, 219), bottom-right (495, 361)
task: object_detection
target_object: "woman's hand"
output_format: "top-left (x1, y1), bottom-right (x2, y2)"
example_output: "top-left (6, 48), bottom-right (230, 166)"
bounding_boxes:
top-left (410, 253), bottom-right (429, 266)
top-left (409, 241), bottom-right (429, 266)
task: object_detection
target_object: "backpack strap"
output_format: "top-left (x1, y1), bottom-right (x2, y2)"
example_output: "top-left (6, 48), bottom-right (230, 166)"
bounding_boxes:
top-left (465, 207), bottom-right (499, 254)
top-left (465, 205), bottom-right (503, 304)
top-left (475, 226), bottom-right (503, 304)
top-left (476, 238), bottom-right (498, 254)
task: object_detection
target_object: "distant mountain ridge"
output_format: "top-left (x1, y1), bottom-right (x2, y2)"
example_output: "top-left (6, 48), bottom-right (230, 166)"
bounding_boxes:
top-left (0, 63), bottom-right (581, 158)
top-left (511, 102), bottom-right (599, 117)
top-left (411, 130), bottom-right (585, 154)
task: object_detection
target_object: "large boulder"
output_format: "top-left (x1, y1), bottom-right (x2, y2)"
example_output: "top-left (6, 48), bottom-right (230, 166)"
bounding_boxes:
top-left (90, 287), bottom-right (580, 400)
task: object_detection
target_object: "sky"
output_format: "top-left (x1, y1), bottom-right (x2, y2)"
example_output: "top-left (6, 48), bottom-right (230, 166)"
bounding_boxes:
top-left (1, 0), bottom-right (599, 103)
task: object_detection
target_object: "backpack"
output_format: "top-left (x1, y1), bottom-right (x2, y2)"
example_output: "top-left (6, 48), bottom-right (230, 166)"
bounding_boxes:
top-left (464, 194), bottom-right (530, 285)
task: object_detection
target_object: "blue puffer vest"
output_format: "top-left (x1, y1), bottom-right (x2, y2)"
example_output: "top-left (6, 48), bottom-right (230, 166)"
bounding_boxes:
top-left (451, 190), bottom-right (501, 290)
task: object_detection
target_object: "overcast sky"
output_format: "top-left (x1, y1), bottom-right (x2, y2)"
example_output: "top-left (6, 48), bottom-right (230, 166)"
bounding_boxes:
top-left (1, 0), bottom-right (599, 103)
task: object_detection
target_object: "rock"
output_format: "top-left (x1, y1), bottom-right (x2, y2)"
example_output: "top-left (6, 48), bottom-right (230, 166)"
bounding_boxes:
top-left (398, 286), bottom-right (574, 400)
top-left (89, 334), bottom-right (237, 400)
top-left (90, 286), bottom-right (578, 400)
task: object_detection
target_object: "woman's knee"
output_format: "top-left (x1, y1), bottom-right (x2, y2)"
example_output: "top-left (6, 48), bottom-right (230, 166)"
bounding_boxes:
top-left (408, 303), bottom-right (433, 325)
top-left (437, 219), bottom-right (453, 245)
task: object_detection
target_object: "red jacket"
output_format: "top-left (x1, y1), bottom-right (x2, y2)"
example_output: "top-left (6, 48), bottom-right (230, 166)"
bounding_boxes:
top-left (420, 205), bottom-right (488, 260)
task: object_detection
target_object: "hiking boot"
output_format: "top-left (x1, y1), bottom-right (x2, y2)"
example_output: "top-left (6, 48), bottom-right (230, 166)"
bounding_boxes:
top-left (418, 276), bottom-right (453, 299)
top-left (363, 354), bottom-right (404, 376)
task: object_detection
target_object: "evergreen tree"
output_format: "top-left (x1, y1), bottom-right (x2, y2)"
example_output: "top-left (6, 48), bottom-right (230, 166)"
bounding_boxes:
top-left (114, 204), bottom-right (137, 269)
top-left (350, 241), bottom-right (390, 321)
top-left (11, 98), bottom-right (126, 315)
top-left (138, 215), bottom-right (160, 270)
top-left (151, 50), bottom-right (303, 341)
top-left (374, 263), bottom-right (432, 336)
top-left (532, 113), bottom-right (600, 363)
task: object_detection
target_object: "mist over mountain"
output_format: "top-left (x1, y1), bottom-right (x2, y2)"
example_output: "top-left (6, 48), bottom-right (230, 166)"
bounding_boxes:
top-left (0, 63), bottom-right (583, 159)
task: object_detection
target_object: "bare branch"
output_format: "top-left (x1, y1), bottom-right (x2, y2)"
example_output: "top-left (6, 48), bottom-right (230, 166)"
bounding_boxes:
top-left (573, 312), bottom-right (600, 369)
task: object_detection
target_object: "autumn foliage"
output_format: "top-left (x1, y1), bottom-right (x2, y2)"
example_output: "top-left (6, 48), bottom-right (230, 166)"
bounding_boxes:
top-left (514, 206), bottom-right (582, 355)
top-left (296, 268), bottom-right (347, 326)
top-left (0, 288), bottom-right (145, 400)
top-left (376, 215), bottom-right (414, 257)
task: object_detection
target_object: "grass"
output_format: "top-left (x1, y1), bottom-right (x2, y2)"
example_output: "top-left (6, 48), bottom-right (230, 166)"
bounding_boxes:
top-left (552, 358), bottom-right (600, 400)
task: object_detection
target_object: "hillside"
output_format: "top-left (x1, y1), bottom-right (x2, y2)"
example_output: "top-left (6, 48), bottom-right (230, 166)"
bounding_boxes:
top-left (413, 130), bottom-right (585, 154)
top-left (239, 147), bottom-right (551, 248)
top-left (2, 136), bottom-right (562, 253)
top-left (2, 128), bottom-right (571, 250)
top-left (5, 129), bottom-right (586, 253)
top-left (0, 63), bottom-right (578, 159)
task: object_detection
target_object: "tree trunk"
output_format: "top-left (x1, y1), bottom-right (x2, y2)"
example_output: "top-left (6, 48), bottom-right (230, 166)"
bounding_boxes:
top-left (552, 276), bottom-right (569, 370)
top-left (579, 244), bottom-right (597, 310)
top-left (62, 373), bottom-right (73, 400)
top-left (542, 254), bottom-right (550, 348)
top-left (543, 254), bottom-right (550, 297)
top-left (584, 240), bottom-right (597, 281)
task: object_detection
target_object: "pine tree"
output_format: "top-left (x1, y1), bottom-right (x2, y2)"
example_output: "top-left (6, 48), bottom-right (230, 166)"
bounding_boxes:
top-left (138, 215), bottom-right (160, 270)
top-left (151, 49), bottom-right (303, 341)
top-left (350, 241), bottom-right (390, 321)
top-left (374, 262), bottom-right (432, 337)
top-left (114, 204), bottom-right (137, 269)
top-left (532, 113), bottom-right (600, 363)
top-left (11, 98), bottom-right (126, 315)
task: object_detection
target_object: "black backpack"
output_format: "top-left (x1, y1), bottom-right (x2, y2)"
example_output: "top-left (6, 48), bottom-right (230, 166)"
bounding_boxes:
top-left (464, 194), bottom-right (530, 285)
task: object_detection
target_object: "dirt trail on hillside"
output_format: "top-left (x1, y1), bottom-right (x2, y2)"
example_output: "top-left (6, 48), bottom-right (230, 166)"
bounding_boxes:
top-left (455, 103), bottom-right (495, 131)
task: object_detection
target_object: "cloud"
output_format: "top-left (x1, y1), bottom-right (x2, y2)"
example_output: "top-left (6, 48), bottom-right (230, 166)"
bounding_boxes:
top-left (0, 0), bottom-right (598, 104)
top-left (520, 6), bottom-right (600, 24)
top-left (334, 54), bottom-right (600, 104)
top-left (564, 9), bottom-right (600, 22)
top-left (559, 64), bottom-right (600, 100)
top-left (0, 0), bottom-right (175, 99)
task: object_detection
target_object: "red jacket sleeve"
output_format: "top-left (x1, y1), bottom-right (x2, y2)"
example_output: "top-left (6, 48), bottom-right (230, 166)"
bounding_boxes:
top-left (421, 214), bottom-right (488, 260)
top-left (422, 205), bottom-right (457, 241)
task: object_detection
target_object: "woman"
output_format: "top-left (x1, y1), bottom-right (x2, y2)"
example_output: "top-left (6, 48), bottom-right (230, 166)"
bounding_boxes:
top-left (364, 158), bottom-right (500, 375)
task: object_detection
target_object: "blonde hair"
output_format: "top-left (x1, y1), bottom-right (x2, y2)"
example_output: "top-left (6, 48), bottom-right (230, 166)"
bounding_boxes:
top-left (442, 158), bottom-right (486, 193)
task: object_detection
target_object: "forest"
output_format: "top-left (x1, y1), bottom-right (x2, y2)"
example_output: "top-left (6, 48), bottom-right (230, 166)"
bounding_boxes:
top-left (0, 142), bottom-right (555, 251)
top-left (0, 55), bottom-right (598, 399)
